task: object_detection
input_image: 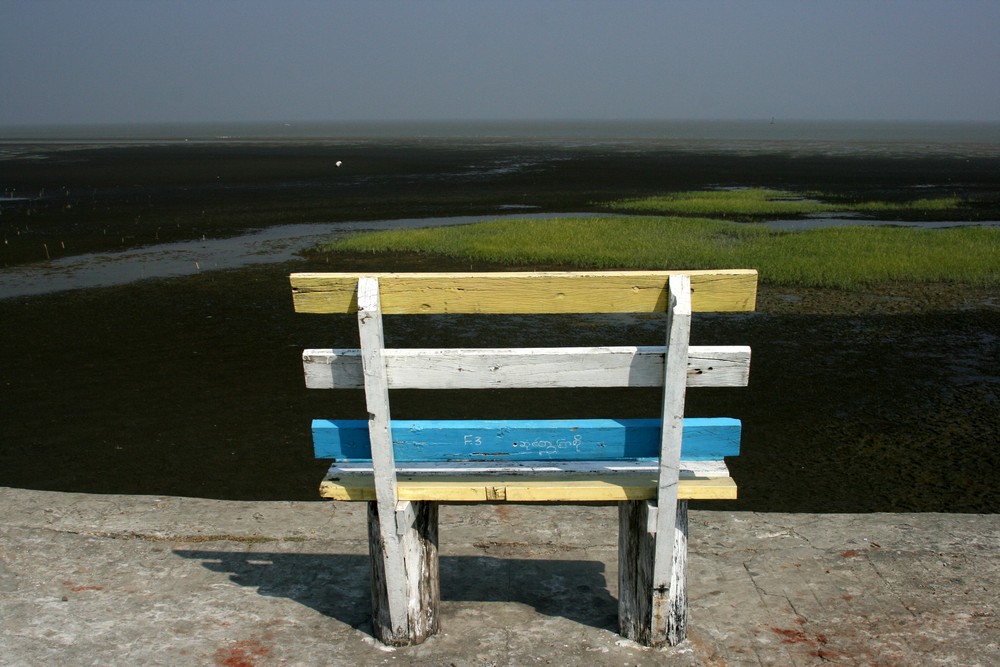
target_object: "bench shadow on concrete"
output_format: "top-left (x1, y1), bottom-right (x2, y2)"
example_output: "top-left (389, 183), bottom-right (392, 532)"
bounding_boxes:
top-left (172, 550), bottom-right (619, 634)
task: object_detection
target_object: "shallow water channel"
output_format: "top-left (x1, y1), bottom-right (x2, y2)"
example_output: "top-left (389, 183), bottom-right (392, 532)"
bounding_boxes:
top-left (0, 213), bottom-right (594, 299)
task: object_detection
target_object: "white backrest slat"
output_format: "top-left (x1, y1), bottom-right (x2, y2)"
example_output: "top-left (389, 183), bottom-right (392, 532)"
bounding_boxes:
top-left (303, 345), bottom-right (749, 389)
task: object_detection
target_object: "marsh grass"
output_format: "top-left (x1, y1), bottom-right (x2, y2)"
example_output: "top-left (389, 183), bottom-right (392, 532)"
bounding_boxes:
top-left (848, 197), bottom-right (962, 213)
top-left (602, 189), bottom-right (835, 219)
top-left (601, 189), bottom-right (967, 220)
top-left (324, 215), bottom-right (1000, 289)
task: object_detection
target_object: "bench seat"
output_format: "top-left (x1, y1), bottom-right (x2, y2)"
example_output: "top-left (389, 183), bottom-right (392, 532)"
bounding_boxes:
top-left (320, 464), bottom-right (736, 502)
top-left (315, 416), bottom-right (739, 501)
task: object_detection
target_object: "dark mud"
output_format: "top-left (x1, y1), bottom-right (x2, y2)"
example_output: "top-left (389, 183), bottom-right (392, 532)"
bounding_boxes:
top-left (1, 254), bottom-right (997, 513)
top-left (2, 142), bottom-right (999, 512)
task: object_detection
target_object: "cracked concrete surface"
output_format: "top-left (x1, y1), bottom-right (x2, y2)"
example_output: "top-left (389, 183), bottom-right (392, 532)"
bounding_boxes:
top-left (1, 487), bottom-right (998, 666)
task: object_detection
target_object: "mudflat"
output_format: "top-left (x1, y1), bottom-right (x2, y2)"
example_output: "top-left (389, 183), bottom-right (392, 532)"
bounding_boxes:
top-left (1, 141), bottom-right (998, 511)
top-left (4, 140), bottom-right (1000, 267)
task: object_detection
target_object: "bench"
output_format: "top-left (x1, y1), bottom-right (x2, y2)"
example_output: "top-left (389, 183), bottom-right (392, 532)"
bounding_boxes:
top-left (290, 270), bottom-right (756, 647)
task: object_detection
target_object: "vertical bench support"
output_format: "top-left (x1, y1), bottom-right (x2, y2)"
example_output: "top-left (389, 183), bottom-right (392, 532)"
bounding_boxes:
top-left (619, 274), bottom-right (692, 646)
top-left (357, 277), bottom-right (440, 645)
top-left (618, 499), bottom-right (688, 646)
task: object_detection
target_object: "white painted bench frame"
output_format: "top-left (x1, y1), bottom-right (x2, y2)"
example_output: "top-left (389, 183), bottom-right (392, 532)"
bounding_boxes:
top-left (292, 270), bottom-right (755, 647)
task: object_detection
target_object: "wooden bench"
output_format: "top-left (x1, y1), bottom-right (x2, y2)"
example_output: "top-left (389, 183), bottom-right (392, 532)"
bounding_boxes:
top-left (290, 270), bottom-right (756, 647)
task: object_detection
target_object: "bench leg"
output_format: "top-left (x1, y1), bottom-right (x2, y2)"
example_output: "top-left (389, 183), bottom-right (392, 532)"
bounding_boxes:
top-left (367, 500), bottom-right (440, 645)
top-left (618, 499), bottom-right (689, 647)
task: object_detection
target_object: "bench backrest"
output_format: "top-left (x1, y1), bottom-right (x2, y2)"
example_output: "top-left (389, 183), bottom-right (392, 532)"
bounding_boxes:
top-left (291, 270), bottom-right (756, 501)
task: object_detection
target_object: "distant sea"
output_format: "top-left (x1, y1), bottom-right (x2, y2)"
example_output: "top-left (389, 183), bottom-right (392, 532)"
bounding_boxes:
top-left (3, 119), bottom-right (1000, 145)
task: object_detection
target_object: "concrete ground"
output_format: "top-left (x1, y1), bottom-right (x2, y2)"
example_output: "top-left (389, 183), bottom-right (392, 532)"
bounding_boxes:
top-left (0, 486), bottom-right (997, 666)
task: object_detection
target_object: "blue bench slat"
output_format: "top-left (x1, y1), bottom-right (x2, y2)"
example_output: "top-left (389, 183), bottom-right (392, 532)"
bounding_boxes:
top-left (312, 417), bottom-right (740, 462)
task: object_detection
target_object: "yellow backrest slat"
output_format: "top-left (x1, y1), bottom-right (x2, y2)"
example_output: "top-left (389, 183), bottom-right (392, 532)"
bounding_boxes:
top-left (290, 270), bottom-right (757, 314)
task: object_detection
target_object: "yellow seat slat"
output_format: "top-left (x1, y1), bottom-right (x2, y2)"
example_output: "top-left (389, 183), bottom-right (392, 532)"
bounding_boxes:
top-left (319, 474), bottom-right (737, 502)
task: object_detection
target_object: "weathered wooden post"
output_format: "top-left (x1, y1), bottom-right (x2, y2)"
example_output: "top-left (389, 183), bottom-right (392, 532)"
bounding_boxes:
top-left (618, 499), bottom-right (688, 646)
top-left (366, 500), bottom-right (439, 644)
top-left (357, 277), bottom-right (440, 645)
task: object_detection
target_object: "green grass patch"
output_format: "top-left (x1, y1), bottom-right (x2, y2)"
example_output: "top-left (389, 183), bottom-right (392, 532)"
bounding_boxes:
top-left (322, 215), bottom-right (1000, 289)
top-left (600, 189), bottom-right (967, 220)
top-left (847, 197), bottom-right (962, 213)
top-left (601, 189), bottom-right (835, 219)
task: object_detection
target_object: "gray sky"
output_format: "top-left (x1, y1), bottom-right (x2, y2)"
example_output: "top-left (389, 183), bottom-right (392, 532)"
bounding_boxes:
top-left (2, 0), bottom-right (999, 126)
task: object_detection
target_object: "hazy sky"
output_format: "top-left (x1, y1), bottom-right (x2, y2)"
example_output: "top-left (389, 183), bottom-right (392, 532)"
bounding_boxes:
top-left (2, 0), bottom-right (999, 126)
